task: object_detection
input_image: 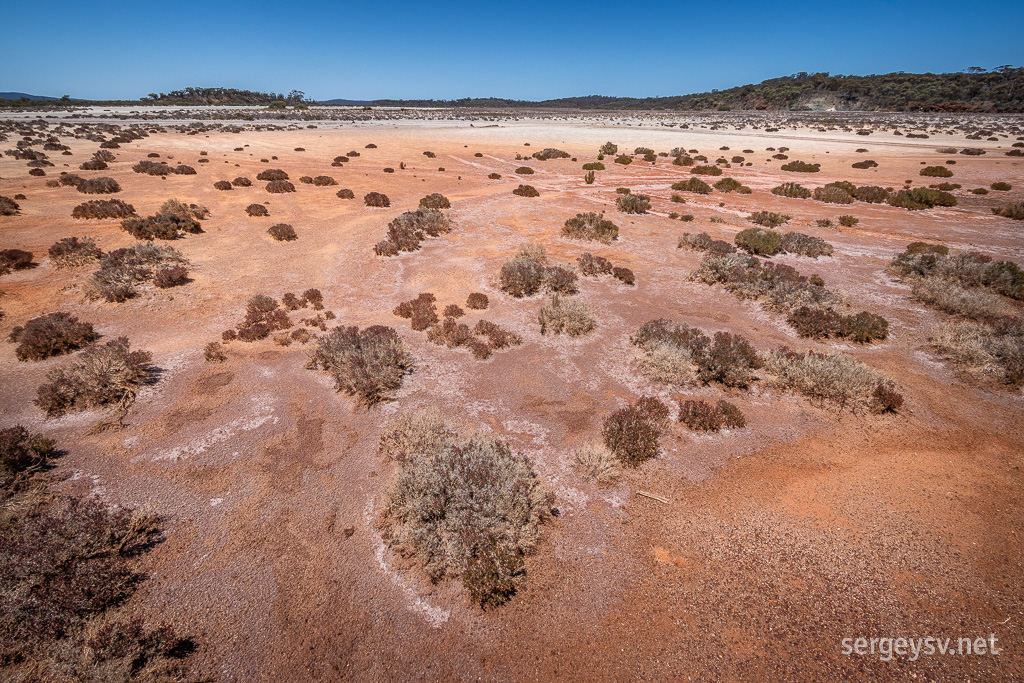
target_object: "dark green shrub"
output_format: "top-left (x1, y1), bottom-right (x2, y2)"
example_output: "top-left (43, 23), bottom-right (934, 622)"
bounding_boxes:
top-left (736, 228), bottom-right (782, 256)
top-left (8, 312), bottom-right (96, 361)
top-left (613, 155), bottom-right (632, 165)
top-left (920, 165), bottom-right (953, 178)
top-left (714, 177), bottom-right (749, 193)
top-left (599, 142), bottom-right (618, 155)
top-left (780, 161), bottom-right (820, 172)
top-left (770, 182), bottom-right (811, 198)
top-left (671, 177), bottom-right (711, 194)
top-left (691, 165), bottom-right (723, 176)
top-left (582, 162), bottom-right (604, 171)
top-left (851, 160), bottom-right (878, 169)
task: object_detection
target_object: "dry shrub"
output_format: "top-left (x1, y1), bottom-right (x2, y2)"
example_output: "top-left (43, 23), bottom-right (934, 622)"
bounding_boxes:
top-left (132, 160), bottom-right (174, 176)
top-left (0, 195), bottom-right (20, 216)
top-left (84, 243), bottom-right (187, 303)
top-left (245, 203), bottom-right (269, 217)
top-left (364, 192), bottom-right (390, 207)
top-left (616, 193), bottom-right (651, 214)
top-left (307, 325), bottom-right (414, 407)
top-left (677, 400), bottom-right (725, 431)
top-left (312, 175), bottom-right (337, 186)
top-left (204, 341), bottom-right (226, 362)
top-left (419, 193), bottom-right (450, 209)
top-left (573, 442), bottom-right (620, 485)
top-left (853, 185), bottom-right (890, 203)
top-left (735, 228), bottom-right (782, 256)
top-left (602, 397), bottom-right (670, 467)
top-left (747, 211), bottom-right (791, 229)
top-left (612, 266), bottom-right (635, 285)
top-left (374, 209), bottom-right (451, 256)
top-left (426, 318), bottom-right (473, 347)
top-left (788, 307), bottom-right (889, 343)
top-left (77, 177), bottom-right (121, 194)
top-left (393, 293), bottom-right (438, 331)
top-left (72, 198), bottom-right (135, 220)
top-left (631, 319), bottom-right (762, 388)
top-left (466, 293), bottom-right (489, 310)
top-left (0, 249), bottom-right (35, 275)
top-left (268, 223), bottom-right (298, 241)
top-left (813, 184), bottom-right (854, 204)
top-left (562, 212), bottom-right (618, 242)
top-left (488, 173), bottom-right (502, 180)
top-left (714, 177), bottom-right (750, 193)
top-left (911, 278), bottom-right (1013, 319)
top-left (920, 165), bottom-right (953, 178)
top-left (8, 312), bottom-right (97, 361)
top-left (256, 169), bottom-right (288, 181)
top-left (336, 188), bottom-right (355, 199)
top-left (35, 338), bottom-right (152, 417)
top-left (78, 159), bottom-right (107, 171)
top-left (378, 412), bottom-right (551, 607)
top-left (577, 252), bottom-right (613, 276)
top-left (48, 237), bottom-right (102, 268)
top-left (781, 161), bottom-right (820, 172)
top-left (691, 165), bottom-right (723, 176)
top-left (991, 202), bottom-right (1024, 220)
top-left (265, 179), bottom-right (296, 194)
top-left (152, 265), bottom-right (189, 288)
top-left (532, 148), bottom-right (570, 161)
top-left (887, 187), bottom-right (957, 210)
top-left (500, 257), bottom-right (546, 298)
top-left (121, 209), bottom-right (201, 240)
top-left (58, 173), bottom-right (84, 187)
top-left (538, 295), bottom-right (595, 336)
top-left (512, 184), bottom-right (539, 197)
top-left (543, 266), bottom-right (578, 294)
top-left (213, 180), bottom-right (232, 191)
top-left (931, 319), bottom-right (1024, 386)
top-left (175, 164), bottom-right (196, 175)
top-left (232, 177), bottom-right (252, 187)
top-left (780, 232), bottom-right (834, 258)
top-left (765, 347), bottom-right (901, 412)
top-left (443, 304), bottom-right (464, 318)
top-left (677, 232), bottom-right (734, 254)
top-left (515, 166), bottom-right (534, 174)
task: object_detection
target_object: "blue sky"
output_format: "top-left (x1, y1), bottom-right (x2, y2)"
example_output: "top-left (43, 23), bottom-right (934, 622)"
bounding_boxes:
top-left (1, 0), bottom-right (1021, 100)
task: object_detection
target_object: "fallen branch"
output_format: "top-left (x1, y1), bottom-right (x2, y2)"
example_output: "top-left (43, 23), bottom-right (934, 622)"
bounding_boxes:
top-left (636, 490), bottom-right (670, 504)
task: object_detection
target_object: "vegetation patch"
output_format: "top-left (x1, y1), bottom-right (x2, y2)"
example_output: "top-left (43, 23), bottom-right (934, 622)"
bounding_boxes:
top-left (307, 325), bottom-right (413, 407)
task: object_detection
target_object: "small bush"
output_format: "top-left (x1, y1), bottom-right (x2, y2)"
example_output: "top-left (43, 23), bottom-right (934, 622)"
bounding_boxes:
top-left (713, 177), bottom-right (748, 193)
top-left (394, 292), bottom-right (439, 331)
top-left (735, 228), bottom-right (782, 256)
top-left (780, 232), bottom-right (834, 258)
top-left (677, 400), bottom-right (724, 431)
top-left (8, 312), bottom-right (96, 361)
top-left (677, 232), bottom-right (735, 254)
top-left (931, 319), bottom-right (1024, 386)
top-left (582, 162), bottom-right (605, 171)
top-left (312, 175), bottom-right (337, 186)
top-left (0, 249), bottom-right (34, 275)
top-left (573, 442), bottom-right (620, 485)
top-left (79, 159), bottom-right (108, 171)
top-left (374, 209), bottom-right (451, 255)
top-left (838, 215), bottom-right (859, 227)
top-left (121, 210), bottom-right (201, 240)
top-left (920, 165), bottom-right (953, 178)
top-left (599, 142), bottom-right (618, 155)
top-left (336, 188), bottom-right (355, 199)
top-left (691, 165), bottom-right (723, 176)
top-left (266, 179), bottom-right (296, 194)
top-left (602, 397), bottom-right (670, 467)
top-left (364, 191), bottom-right (390, 207)
top-left (577, 252), bottom-right (613, 276)
top-left (616, 193), bottom-right (650, 214)
top-left (245, 203), bottom-right (269, 217)
top-left (379, 413), bottom-right (551, 607)
top-left (0, 195), bottom-right (20, 216)
top-left (307, 325), bottom-right (413, 407)
top-left (813, 184), bottom-right (854, 204)
top-left (562, 212), bottom-right (619, 243)
top-left (72, 198), bottom-right (136, 220)
top-left (466, 293), bottom-right (489, 310)
top-left (232, 176), bottom-right (252, 187)
top-left (537, 295), bottom-right (595, 336)
top-left (488, 173), bottom-right (502, 180)
top-left (152, 265), bottom-right (189, 288)
top-left (48, 236), bottom-right (102, 268)
top-left (672, 177), bottom-right (712, 194)
top-left (83, 243), bottom-right (187, 303)
top-left (765, 347), bottom-right (900, 411)
top-left (35, 338), bottom-right (152, 417)
top-left (268, 223), bottom-right (298, 241)
top-left (532, 148), bottom-right (570, 161)
top-left (851, 160), bottom-right (879, 169)
top-left (852, 185), bottom-right (889, 203)
top-left (515, 166), bottom-right (535, 174)
top-left (787, 307), bottom-right (889, 343)
top-left (419, 192), bottom-right (450, 209)
top-left (887, 187), bottom-right (957, 210)
top-left (747, 211), bottom-right (790, 228)
top-left (781, 161), bottom-right (820, 173)
top-left (77, 177), bottom-right (121, 194)
top-left (991, 202), bottom-right (1024, 220)
top-left (612, 266), bottom-right (635, 285)
top-left (213, 180), bottom-right (232, 191)
top-left (131, 160), bottom-right (174, 176)
top-left (613, 155), bottom-right (632, 165)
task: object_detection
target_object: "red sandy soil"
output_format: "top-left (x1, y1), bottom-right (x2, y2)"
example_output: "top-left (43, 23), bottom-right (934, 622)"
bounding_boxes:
top-left (1, 114), bottom-right (1022, 680)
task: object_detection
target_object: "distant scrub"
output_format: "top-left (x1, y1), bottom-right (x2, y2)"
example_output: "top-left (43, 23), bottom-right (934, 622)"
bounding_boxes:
top-left (213, 180), bottom-right (232, 191)
top-left (532, 148), bottom-right (570, 161)
top-left (991, 202), bottom-right (1024, 220)
top-left (616, 193), bottom-right (650, 214)
top-left (671, 177), bottom-right (712, 194)
top-left (613, 155), bottom-right (632, 165)
top-left (582, 162), bottom-right (605, 171)
top-left (364, 192), bottom-right (390, 207)
top-left (232, 176), bottom-right (252, 187)
top-left (77, 177), bottom-right (121, 194)
top-left (781, 161), bottom-right (820, 173)
top-left (853, 185), bottom-right (889, 203)
top-left (515, 166), bottom-right (535, 174)
top-left (513, 184), bottom-right (539, 197)
top-left (886, 187), bottom-right (956, 210)
top-left (0, 195), bottom-right (19, 215)
top-left (747, 211), bottom-right (791, 228)
top-left (691, 165), bottom-right (723, 176)
top-left (920, 165), bottom-right (953, 178)
top-left (714, 178), bottom-right (751, 193)
top-left (813, 182), bottom-right (855, 204)
top-left (71, 198), bottom-right (136, 220)
top-left (851, 160), bottom-right (879, 169)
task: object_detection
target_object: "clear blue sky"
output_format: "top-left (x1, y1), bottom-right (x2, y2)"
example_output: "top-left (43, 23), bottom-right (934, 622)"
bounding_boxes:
top-left (2, 0), bottom-right (1020, 100)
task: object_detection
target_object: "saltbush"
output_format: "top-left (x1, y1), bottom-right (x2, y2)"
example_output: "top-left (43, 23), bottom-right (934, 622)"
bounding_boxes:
top-left (307, 325), bottom-right (414, 407)
top-left (8, 312), bottom-right (96, 361)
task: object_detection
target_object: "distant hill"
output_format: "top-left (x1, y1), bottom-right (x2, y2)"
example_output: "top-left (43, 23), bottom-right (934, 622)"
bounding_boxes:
top-left (354, 68), bottom-right (1024, 112)
top-left (0, 92), bottom-right (58, 100)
